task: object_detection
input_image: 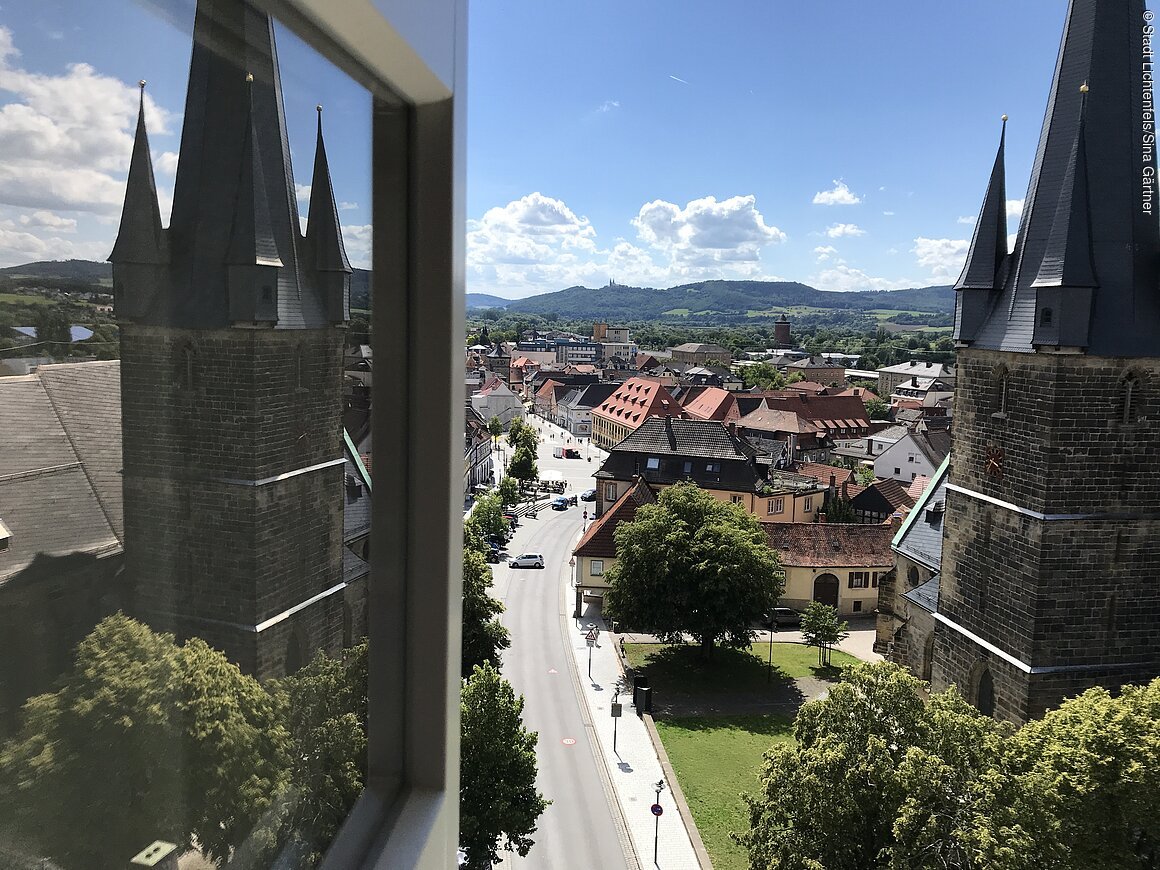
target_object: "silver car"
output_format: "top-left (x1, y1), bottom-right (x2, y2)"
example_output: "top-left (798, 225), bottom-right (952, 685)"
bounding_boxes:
top-left (509, 553), bottom-right (545, 569)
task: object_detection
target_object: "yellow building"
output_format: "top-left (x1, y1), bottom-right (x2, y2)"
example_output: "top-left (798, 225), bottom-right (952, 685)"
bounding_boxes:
top-left (571, 478), bottom-right (656, 618)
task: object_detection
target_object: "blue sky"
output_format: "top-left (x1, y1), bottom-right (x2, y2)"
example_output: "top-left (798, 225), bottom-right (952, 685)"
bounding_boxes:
top-left (0, 2), bottom-right (1093, 298)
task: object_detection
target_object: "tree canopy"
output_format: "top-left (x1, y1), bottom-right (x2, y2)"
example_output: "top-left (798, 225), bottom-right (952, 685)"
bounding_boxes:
top-left (459, 663), bottom-right (549, 869)
top-left (799, 602), bottom-right (850, 667)
top-left (741, 662), bottom-right (1160, 870)
top-left (462, 548), bottom-right (510, 676)
top-left (508, 444), bottom-right (538, 483)
top-left (605, 482), bottom-right (783, 659)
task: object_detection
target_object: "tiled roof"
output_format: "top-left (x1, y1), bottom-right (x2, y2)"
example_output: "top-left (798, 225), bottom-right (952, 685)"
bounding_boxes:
top-left (343, 545), bottom-right (369, 583)
top-left (784, 381), bottom-right (830, 394)
top-left (835, 386), bottom-right (880, 403)
top-left (795, 462), bottom-right (855, 487)
top-left (681, 387), bottom-right (738, 422)
top-left (596, 417), bottom-right (761, 492)
top-left (738, 407), bottom-right (818, 435)
top-left (610, 416), bottom-right (748, 460)
top-left (903, 574), bottom-right (940, 614)
top-left (593, 377), bottom-right (679, 424)
top-left (762, 522), bottom-right (895, 568)
top-left (672, 342), bottom-right (729, 354)
top-left (907, 475), bottom-right (932, 501)
top-left (871, 477), bottom-right (915, 512)
top-left (763, 393), bottom-right (870, 428)
top-left (573, 478), bottom-right (656, 558)
top-left (912, 431), bottom-right (952, 467)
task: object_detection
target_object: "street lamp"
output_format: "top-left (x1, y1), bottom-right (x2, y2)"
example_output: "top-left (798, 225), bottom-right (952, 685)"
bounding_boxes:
top-left (653, 779), bottom-right (666, 866)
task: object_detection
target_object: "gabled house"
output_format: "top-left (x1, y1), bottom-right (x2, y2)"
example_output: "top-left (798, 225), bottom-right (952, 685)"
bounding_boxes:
top-left (763, 522), bottom-right (896, 617)
top-left (670, 342), bottom-right (732, 366)
top-left (470, 374), bottom-right (523, 428)
top-left (849, 477), bottom-right (915, 524)
top-left (570, 477), bottom-right (656, 617)
top-left (680, 386), bottom-right (740, 423)
top-left (786, 356), bottom-right (847, 386)
top-left (876, 360), bottom-right (956, 396)
top-left (556, 382), bottom-right (619, 437)
top-left (874, 430), bottom-right (952, 483)
top-left (764, 392), bottom-right (871, 441)
top-left (590, 376), bottom-right (681, 449)
top-left (737, 406), bottom-right (830, 463)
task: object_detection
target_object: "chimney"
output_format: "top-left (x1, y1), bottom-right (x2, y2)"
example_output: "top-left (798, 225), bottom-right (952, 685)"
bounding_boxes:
top-left (727, 421), bottom-right (737, 437)
top-left (911, 376), bottom-right (918, 387)
top-left (841, 478), bottom-right (849, 500)
top-left (890, 512), bottom-right (903, 528)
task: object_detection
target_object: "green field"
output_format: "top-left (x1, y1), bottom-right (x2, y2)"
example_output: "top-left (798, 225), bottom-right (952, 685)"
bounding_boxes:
top-left (656, 714), bottom-right (794, 870)
top-left (661, 307), bottom-right (691, 316)
top-left (0, 293), bottom-right (55, 306)
top-left (624, 641), bottom-right (857, 689)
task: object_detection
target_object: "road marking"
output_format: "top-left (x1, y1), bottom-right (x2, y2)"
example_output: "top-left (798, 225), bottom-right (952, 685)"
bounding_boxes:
top-left (548, 667), bottom-right (559, 674)
top-left (561, 737), bottom-right (577, 746)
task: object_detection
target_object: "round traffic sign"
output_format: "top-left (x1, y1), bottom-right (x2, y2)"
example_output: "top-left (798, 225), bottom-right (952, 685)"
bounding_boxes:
top-left (650, 803), bottom-right (663, 817)
top-left (561, 737), bottom-right (577, 746)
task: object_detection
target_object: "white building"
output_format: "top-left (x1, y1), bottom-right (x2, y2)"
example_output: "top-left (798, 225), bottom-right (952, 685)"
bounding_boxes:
top-left (874, 430), bottom-right (952, 484)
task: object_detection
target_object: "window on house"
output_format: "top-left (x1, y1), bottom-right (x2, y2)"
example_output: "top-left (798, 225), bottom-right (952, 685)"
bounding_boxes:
top-left (590, 560), bottom-right (604, 576)
top-left (646, 456), bottom-right (660, 470)
top-left (872, 572), bottom-right (881, 588)
top-left (849, 571), bottom-right (871, 588)
top-left (605, 483), bottom-right (617, 500)
top-left (683, 461), bottom-right (692, 474)
top-left (907, 455), bottom-right (914, 463)
top-left (894, 467), bottom-right (901, 476)
top-left (852, 600), bottom-right (863, 613)
top-left (706, 462), bottom-right (721, 472)
top-left (1040, 307), bottom-right (1053, 326)
top-left (730, 495), bottom-right (744, 505)
top-left (1123, 374), bottom-right (1141, 424)
top-left (803, 497), bottom-right (813, 511)
top-left (768, 497), bottom-right (784, 514)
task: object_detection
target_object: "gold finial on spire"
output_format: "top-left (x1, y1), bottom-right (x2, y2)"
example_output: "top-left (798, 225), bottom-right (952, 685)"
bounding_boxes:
top-left (246, 71), bottom-right (254, 83)
top-left (139, 79), bottom-right (147, 90)
top-left (1080, 81), bottom-right (1090, 94)
top-left (316, 104), bottom-right (323, 113)
top-left (1001, 114), bottom-right (1008, 122)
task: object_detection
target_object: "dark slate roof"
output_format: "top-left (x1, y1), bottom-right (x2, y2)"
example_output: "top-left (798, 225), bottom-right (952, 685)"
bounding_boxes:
top-left (595, 417), bottom-right (761, 492)
top-left (562, 382), bottom-right (618, 411)
top-left (893, 456), bottom-right (950, 571)
top-left (912, 431), bottom-right (952, 467)
top-left (123, 0), bottom-right (338, 330)
top-left (343, 546), bottom-right (369, 584)
top-left (306, 109), bottom-right (352, 275)
top-left (343, 454), bottom-right (370, 544)
top-left (762, 522), bottom-right (895, 569)
top-left (954, 119), bottom-right (1008, 292)
top-left (903, 575), bottom-right (940, 614)
top-left (109, 87), bottom-right (167, 265)
top-left (957, 0), bottom-right (1160, 356)
top-left (0, 365), bottom-right (123, 584)
top-left (573, 478), bottom-right (656, 558)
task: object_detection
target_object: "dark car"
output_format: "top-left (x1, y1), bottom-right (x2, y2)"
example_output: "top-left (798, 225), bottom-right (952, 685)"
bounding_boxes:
top-left (550, 495), bottom-right (569, 510)
top-left (767, 607), bottom-right (803, 629)
top-left (580, 488), bottom-right (596, 501)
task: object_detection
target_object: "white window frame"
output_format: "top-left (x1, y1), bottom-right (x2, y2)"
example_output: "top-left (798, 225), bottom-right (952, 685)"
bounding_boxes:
top-left (605, 482), bottom-right (617, 501)
top-left (590, 559), bottom-right (604, 576)
top-left (262, 2), bottom-right (468, 868)
top-left (849, 571), bottom-right (871, 589)
top-left (730, 494), bottom-right (744, 505)
top-left (646, 456), bottom-right (660, 470)
top-left (803, 496), bottom-right (813, 511)
top-left (768, 497), bottom-right (784, 514)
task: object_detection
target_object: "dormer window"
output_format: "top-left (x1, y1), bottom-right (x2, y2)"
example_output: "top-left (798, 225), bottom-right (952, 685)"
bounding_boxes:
top-left (1039, 307), bottom-right (1053, 326)
top-left (646, 456), bottom-right (660, 470)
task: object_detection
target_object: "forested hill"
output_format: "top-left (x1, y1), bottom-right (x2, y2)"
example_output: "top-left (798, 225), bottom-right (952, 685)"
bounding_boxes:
top-left (495, 280), bottom-right (954, 323)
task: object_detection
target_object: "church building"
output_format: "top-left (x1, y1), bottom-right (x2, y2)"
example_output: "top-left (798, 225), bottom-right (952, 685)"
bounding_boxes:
top-left (111, 0), bottom-right (355, 677)
top-left (930, 0), bottom-right (1160, 721)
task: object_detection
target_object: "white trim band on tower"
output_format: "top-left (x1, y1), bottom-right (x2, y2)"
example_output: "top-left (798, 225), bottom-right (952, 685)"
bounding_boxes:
top-left (218, 457), bottom-right (346, 487)
top-left (934, 611), bottom-right (1152, 675)
top-left (946, 482), bottom-right (1160, 522)
top-left (165, 581), bottom-right (348, 634)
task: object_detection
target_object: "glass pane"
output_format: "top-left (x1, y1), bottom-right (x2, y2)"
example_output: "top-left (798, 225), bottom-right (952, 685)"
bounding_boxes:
top-left (0, 1), bottom-right (373, 866)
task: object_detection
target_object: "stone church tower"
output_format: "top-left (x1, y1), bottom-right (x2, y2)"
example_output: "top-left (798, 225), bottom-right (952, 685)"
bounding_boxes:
top-left (940, 0), bottom-right (1160, 721)
top-left (110, 0), bottom-right (351, 677)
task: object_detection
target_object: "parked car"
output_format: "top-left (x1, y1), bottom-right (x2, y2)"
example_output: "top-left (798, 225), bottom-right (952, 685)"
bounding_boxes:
top-left (767, 607), bottom-right (803, 629)
top-left (563, 448), bottom-right (581, 459)
top-left (509, 553), bottom-right (545, 569)
top-left (502, 510), bottom-right (519, 527)
top-left (580, 488), bottom-right (596, 501)
top-left (551, 495), bottom-right (570, 510)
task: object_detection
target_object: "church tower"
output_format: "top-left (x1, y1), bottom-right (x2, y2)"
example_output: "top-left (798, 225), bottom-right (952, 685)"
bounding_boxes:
top-left (939, 0), bottom-right (1160, 721)
top-left (110, 0), bottom-right (351, 677)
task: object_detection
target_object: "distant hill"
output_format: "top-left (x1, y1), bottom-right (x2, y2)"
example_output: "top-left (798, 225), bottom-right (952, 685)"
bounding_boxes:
top-left (466, 293), bottom-right (511, 310)
top-left (497, 280), bottom-right (954, 324)
top-left (0, 259), bottom-right (112, 286)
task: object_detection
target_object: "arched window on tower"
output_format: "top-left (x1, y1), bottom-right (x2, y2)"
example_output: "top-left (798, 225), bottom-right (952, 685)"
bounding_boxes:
top-left (1122, 373), bottom-right (1141, 424)
top-left (993, 366), bottom-right (1009, 415)
top-left (295, 345), bottom-right (307, 391)
top-left (181, 343), bottom-right (196, 392)
top-left (976, 668), bottom-right (995, 717)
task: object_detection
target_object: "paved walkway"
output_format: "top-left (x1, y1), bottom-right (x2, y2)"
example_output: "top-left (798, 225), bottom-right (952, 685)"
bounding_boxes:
top-left (562, 593), bottom-right (703, 869)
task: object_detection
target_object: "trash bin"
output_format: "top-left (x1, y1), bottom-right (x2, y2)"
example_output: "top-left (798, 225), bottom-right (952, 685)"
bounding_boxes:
top-left (635, 686), bottom-right (652, 716)
top-left (632, 675), bottom-right (650, 710)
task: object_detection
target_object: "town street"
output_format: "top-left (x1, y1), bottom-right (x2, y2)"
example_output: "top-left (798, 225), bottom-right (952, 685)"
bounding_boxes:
top-left (490, 424), bottom-right (633, 869)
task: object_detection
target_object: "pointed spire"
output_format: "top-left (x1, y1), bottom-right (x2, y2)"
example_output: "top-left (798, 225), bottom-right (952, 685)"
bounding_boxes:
top-left (305, 105), bottom-right (351, 274)
top-left (110, 81), bottom-right (167, 265)
top-left (1033, 84), bottom-right (1097, 290)
top-left (953, 116), bottom-right (1008, 292)
top-left (226, 71), bottom-right (282, 268)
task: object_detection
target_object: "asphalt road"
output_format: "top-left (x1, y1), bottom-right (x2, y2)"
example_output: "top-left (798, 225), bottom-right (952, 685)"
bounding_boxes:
top-left (490, 427), bottom-right (631, 870)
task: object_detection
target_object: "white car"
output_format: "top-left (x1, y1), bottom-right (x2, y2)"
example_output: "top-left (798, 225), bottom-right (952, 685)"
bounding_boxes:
top-left (509, 553), bottom-right (545, 569)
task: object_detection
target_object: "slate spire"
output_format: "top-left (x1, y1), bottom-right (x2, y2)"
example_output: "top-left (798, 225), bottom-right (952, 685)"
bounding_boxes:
top-left (306, 106), bottom-right (351, 275)
top-left (110, 81), bottom-right (167, 266)
top-left (959, 0), bottom-right (1160, 356)
top-left (953, 117), bottom-right (1008, 293)
top-left (226, 73), bottom-right (283, 269)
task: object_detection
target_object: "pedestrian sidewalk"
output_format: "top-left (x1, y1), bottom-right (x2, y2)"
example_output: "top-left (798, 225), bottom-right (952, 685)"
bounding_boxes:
top-left (563, 600), bottom-right (703, 869)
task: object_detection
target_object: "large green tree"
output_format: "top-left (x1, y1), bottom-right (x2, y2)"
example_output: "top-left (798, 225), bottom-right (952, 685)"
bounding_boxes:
top-left (497, 475), bottom-right (520, 507)
top-left (459, 663), bottom-right (549, 869)
top-left (467, 492), bottom-right (508, 542)
top-left (740, 662), bottom-right (1042, 870)
top-left (799, 602), bottom-right (850, 667)
top-left (0, 614), bottom-right (289, 868)
top-left (462, 549), bottom-right (510, 676)
top-left (605, 482), bottom-right (783, 659)
top-left (508, 444), bottom-right (538, 483)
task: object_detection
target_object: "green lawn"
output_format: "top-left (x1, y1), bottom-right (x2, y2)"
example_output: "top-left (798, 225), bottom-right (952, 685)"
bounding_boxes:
top-left (0, 292), bottom-right (55, 306)
top-left (656, 714), bottom-right (794, 870)
top-left (624, 641), bottom-right (857, 697)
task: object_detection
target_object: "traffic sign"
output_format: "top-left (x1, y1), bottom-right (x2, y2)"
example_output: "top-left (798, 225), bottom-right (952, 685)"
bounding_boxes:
top-left (650, 804), bottom-right (663, 817)
top-left (586, 637), bottom-right (596, 648)
top-left (585, 629), bottom-right (598, 642)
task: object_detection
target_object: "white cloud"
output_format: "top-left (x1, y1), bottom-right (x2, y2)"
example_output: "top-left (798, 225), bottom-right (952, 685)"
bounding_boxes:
top-left (1007, 198), bottom-right (1024, 219)
top-left (809, 263), bottom-right (914, 293)
top-left (341, 223), bottom-right (371, 269)
top-left (598, 100), bottom-right (620, 113)
top-left (155, 151), bottom-right (179, 175)
top-left (0, 26), bottom-right (175, 216)
top-left (1007, 232), bottom-right (1018, 251)
top-left (813, 245), bottom-right (838, 262)
top-left (295, 183), bottom-right (311, 202)
top-left (18, 209), bottom-right (76, 232)
top-left (883, 211), bottom-right (895, 217)
top-left (912, 237), bottom-right (970, 281)
top-left (467, 191), bottom-right (786, 297)
top-left (957, 215), bottom-right (976, 225)
top-left (338, 201), bottom-right (358, 211)
top-left (812, 180), bottom-right (861, 206)
top-left (826, 223), bottom-right (865, 238)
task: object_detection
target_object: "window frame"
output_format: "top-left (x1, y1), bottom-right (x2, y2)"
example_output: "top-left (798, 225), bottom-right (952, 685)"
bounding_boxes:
top-left (848, 571), bottom-right (871, 589)
top-left (590, 559), bottom-right (604, 577)
top-left (260, 2), bottom-right (468, 867)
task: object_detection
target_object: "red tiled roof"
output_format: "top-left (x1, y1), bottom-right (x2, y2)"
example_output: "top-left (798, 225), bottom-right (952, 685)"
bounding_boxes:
top-left (573, 478), bottom-right (657, 558)
top-left (871, 478), bottom-right (915, 512)
top-left (681, 386), bottom-right (739, 422)
top-left (795, 462), bottom-right (856, 487)
top-left (762, 522), bottom-right (894, 568)
top-left (593, 376), bottom-right (680, 426)
top-left (738, 407), bottom-right (818, 434)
